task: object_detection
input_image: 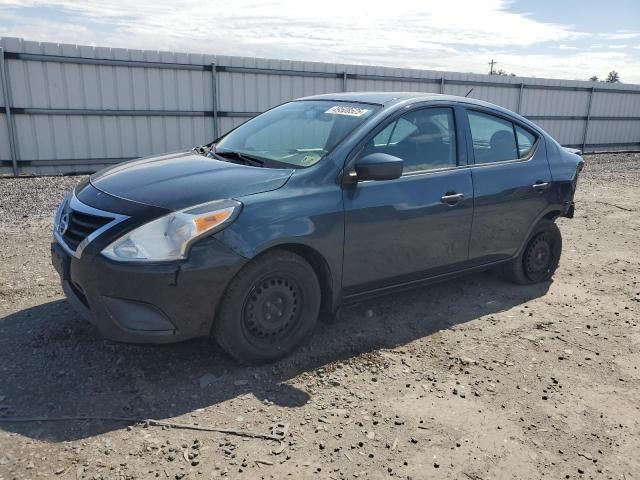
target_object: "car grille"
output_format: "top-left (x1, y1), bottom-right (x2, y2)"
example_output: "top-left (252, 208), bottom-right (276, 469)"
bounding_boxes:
top-left (62, 209), bottom-right (114, 251)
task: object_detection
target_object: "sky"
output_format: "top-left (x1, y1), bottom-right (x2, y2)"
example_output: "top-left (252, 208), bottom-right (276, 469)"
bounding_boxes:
top-left (1, 0), bottom-right (639, 84)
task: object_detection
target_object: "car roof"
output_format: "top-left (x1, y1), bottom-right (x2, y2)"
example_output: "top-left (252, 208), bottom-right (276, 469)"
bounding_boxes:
top-left (299, 91), bottom-right (437, 105)
top-left (299, 91), bottom-right (538, 131)
top-left (300, 91), bottom-right (505, 110)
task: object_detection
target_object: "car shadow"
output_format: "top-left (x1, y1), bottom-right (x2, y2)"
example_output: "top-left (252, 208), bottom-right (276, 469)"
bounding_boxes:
top-left (0, 271), bottom-right (549, 442)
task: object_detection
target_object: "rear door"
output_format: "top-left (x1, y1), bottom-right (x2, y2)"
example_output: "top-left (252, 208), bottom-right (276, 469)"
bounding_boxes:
top-left (341, 105), bottom-right (474, 295)
top-left (465, 108), bottom-right (553, 263)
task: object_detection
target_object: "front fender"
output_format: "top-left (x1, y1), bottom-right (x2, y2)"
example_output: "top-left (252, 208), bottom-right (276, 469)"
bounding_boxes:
top-left (214, 184), bottom-right (345, 307)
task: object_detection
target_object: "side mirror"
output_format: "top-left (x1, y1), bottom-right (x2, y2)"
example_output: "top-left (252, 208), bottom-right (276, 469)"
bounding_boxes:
top-left (353, 153), bottom-right (403, 182)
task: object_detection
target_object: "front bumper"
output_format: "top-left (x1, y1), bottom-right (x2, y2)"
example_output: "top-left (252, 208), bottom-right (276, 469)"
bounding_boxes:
top-left (52, 237), bottom-right (247, 344)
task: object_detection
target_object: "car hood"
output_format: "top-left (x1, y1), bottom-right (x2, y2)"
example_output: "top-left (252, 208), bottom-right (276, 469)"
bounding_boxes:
top-left (90, 151), bottom-right (294, 211)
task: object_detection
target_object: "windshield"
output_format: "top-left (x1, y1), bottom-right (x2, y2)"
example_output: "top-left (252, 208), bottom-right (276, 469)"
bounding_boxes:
top-left (215, 100), bottom-right (380, 168)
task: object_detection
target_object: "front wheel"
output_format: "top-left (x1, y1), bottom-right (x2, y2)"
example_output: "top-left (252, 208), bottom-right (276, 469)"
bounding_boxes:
top-left (502, 220), bottom-right (562, 285)
top-left (212, 250), bottom-right (321, 364)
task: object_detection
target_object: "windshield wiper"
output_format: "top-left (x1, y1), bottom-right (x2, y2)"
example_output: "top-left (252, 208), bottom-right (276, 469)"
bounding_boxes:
top-left (214, 150), bottom-right (265, 167)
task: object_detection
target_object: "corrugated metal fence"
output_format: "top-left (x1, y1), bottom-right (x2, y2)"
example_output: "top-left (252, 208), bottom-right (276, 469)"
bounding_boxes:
top-left (1, 37), bottom-right (639, 176)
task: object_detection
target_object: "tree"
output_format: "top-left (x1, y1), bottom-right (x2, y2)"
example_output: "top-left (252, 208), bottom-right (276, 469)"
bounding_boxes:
top-left (487, 60), bottom-right (516, 77)
top-left (589, 75), bottom-right (599, 81)
top-left (491, 69), bottom-right (517, 76)
top-left (605, 71), bottom-right (620, 83)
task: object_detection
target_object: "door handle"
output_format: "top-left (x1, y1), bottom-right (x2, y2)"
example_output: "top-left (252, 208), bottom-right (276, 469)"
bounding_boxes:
top-left (440, 192), bottom-right (465, 205)
top-left (532, 181), bottom-right (550, 191)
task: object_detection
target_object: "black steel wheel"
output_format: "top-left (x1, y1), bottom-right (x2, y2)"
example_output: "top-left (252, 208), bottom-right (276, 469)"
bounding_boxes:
top-left (502, 220), bottom-right (562, 285)
top-left (524, 232), bottom-right (556, 282)
top-left (213, 250), bottom-right (321, 364)
top-left (242, 276), bottom-right (302, 347)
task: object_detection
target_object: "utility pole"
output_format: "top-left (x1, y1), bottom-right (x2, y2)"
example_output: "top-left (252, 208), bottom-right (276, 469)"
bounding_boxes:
top-left (488, 59), bottom-right (497, 75)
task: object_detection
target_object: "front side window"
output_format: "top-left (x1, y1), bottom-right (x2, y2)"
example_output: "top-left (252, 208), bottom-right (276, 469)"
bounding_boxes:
top-left (468, 111), bottom-right (518, 163)
top-left (216, 101), bottom-right (380, 168)
top-left (362, 108), bottom-right (457, 174)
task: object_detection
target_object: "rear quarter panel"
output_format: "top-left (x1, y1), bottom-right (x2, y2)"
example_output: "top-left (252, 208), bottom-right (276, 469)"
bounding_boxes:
top-left (545, 136), bottom-right (584, 211)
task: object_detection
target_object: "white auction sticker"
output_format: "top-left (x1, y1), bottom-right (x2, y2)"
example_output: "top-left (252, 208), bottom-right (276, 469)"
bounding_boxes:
top-left (325, 105), bottom-right (370, 117)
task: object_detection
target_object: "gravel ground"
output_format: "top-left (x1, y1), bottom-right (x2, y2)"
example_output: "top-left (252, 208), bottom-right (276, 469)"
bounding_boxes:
top-left (0, 153), bottom-right (639, 480)
top-left (0, 175), bottom-right (87, 223)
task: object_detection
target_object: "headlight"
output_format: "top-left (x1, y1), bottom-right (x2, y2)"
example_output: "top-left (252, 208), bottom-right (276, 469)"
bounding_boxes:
top-left (102, 199), bottom-right (241, 262)
top-left (53, 192), bottom-right (71, 236)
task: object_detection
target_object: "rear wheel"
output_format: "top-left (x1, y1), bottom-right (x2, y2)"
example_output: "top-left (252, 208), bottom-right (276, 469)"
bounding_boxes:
top-left (502, 220), bottom-right (562, 285)
top-left (213, 250), bottom-right (321, 364)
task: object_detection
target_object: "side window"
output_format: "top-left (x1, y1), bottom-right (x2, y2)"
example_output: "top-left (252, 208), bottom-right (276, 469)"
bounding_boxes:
top-left (373, 123), bottom-right (393, 146)
top-left (468, 111), bottom-right (517, 163)
top-left (372, 117), bottom-right (417, 147)
top-left (363, 108), bottom-right (457, 174)
top-left (515, 125), bottom-right (536, 158)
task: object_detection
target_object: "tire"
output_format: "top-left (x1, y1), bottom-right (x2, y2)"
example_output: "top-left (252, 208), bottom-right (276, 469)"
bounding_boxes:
top-left (502, 220), bottom-right (562, 285)
top-left (212, 250), bottom-right (321, 364)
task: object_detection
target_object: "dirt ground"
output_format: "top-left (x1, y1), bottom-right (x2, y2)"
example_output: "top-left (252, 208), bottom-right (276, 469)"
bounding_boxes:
top-left (0, 153), bottom-right (638, 480)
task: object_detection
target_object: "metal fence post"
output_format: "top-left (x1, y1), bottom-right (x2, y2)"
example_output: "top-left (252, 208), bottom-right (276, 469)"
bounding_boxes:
top-left (342, 72), bottom-right (348, 92)
top-left (440, 77), bottom-right (445, 94)
top-left (211, 62), bottom-right (219, 139)
top-left (0, 47), bottom-right (19, 176)
top-left (516, 83), bottom-right (524, 114)
top-left (582, 87), bottom-right (594, 153)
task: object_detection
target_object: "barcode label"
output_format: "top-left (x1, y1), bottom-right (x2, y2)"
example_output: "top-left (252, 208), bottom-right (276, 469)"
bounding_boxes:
top-left (325, 106), bottom-right (370, 117)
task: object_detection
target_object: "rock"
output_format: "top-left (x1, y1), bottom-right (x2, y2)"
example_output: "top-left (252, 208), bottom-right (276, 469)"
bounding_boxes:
top-left (234, 379), bottom-right (248, 386)
top-left (458, 356), bottom-right (478, 366)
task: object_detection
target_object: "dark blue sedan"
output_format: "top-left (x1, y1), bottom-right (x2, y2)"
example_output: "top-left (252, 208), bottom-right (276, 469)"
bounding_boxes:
top-left (51, 92), bottom-right (584, 363)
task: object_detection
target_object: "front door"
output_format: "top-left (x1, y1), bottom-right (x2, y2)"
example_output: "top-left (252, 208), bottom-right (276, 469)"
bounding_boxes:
top-left (342, 106), bottom-right (474, 296)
